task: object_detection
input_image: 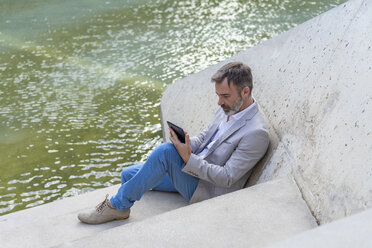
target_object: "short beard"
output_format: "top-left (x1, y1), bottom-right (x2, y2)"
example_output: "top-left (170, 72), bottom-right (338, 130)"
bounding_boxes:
top-left (222, 96), bottom-right (243, 116)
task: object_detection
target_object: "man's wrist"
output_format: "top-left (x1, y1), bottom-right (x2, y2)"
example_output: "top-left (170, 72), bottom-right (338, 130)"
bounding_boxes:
top-left (182, 153), bottom-right (191, 163)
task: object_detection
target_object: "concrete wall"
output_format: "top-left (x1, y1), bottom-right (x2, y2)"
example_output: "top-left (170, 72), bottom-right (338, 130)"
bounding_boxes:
top-left (161, 0), bottom-right (372, 224)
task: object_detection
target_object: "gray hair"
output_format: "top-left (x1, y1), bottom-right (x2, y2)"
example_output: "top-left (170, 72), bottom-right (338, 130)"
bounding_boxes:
top-left (211, 62), bottom-right (253, 95)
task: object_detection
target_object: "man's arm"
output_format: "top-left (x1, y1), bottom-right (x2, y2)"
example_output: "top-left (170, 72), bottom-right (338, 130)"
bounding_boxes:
top-left (181, 129), bottom-right (269, 188)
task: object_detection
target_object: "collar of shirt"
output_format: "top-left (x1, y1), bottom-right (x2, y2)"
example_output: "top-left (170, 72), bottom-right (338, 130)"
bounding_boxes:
top-left (196, 101), bottom-right (256, 159)
top-left (217, 100), bottom-right (256, 136)
top-left (227, 100), bottom-right (256, 123)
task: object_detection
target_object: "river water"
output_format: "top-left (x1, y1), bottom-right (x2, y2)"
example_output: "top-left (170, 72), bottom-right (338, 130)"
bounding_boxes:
top-left (0, 0), bottom-right (345, 215)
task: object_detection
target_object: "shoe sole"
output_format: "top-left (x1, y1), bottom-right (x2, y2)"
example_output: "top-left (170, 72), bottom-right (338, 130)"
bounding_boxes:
top-left (78, 214), bottom-right (130, 225)
top-left (115, 215), bottom-right (130, 221)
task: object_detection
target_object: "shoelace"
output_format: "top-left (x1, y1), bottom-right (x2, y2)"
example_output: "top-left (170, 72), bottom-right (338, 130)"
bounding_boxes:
top-left (96, 194), bottom-right (109, 214)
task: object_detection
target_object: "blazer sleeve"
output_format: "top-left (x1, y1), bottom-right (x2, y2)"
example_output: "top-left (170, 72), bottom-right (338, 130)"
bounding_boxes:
top-left (182, 128), bottom-right (269, 188)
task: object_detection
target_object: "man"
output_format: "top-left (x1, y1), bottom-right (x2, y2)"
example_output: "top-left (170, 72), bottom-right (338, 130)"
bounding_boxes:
top-left (78, 62), bottom-right (269, 224)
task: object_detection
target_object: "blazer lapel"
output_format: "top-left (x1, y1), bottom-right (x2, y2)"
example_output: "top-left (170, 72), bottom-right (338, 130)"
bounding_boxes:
top-left (204, 104), bottom-right (259, 157)
top-left (195, 121), bottom-right (220, 154)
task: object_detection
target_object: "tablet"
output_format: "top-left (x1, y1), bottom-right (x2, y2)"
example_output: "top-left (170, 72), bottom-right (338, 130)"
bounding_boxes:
top-left (167, 121), bottom-right (186, 143)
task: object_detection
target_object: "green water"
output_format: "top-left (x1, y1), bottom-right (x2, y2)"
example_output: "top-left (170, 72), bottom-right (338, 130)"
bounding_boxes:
top-left (0, 0), bottom-right (346, 215)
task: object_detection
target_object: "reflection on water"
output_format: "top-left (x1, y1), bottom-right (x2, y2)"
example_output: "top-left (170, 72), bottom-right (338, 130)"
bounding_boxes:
top-left (0, 0), bottom-right (345, 215)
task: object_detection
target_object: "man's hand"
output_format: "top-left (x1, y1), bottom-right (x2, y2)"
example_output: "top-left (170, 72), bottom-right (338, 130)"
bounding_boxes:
top-left (169, 128), bottom-right (192, 163)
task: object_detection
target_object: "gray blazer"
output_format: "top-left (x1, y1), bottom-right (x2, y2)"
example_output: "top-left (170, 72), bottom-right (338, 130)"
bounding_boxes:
top-left (182, 103), bottom-right (269, 204)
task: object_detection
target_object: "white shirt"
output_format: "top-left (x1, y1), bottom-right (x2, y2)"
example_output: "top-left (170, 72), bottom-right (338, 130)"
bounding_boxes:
top-left (197, 101), bottom-right (256, 159)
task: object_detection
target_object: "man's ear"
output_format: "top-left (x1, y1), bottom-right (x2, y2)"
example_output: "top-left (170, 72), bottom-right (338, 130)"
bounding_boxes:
top-left (242, 86), bottom-right (250, 97)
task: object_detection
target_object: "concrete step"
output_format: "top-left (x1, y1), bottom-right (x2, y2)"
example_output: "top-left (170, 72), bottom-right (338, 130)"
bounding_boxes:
top-left (0, 185), bottom-right (187, 248)
top-left (56, 177), bottom-right (317, 248)
top-left (265, 206), bottom-right (372, 248)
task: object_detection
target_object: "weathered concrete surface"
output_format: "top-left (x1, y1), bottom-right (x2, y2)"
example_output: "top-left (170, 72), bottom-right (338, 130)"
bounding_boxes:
top-left (265, 206), bottom-right (372, 248)
top-left (57, 177), bottom-right (317, 248)
top-left (161, 0), bottom-right (372, 224)
top-left (0, 186), bottom-right (187, 248)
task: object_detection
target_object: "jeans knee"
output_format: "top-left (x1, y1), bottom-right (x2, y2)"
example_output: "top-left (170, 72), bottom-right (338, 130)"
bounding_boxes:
top-left (151, 142), bottom-right (182, 170)
top-left (121, 167), bottom-right (132, 184)
top-left (156, 142), bottom-right (177, 155)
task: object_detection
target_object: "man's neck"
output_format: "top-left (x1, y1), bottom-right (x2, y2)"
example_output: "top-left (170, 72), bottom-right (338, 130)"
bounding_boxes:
top-left (226, 97), bottom-right (255, 122)
top-left (238, 97), bottom-right (254, 113)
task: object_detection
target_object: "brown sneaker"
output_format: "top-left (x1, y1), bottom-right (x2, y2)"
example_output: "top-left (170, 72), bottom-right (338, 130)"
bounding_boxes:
top-left (78, 194), bottom-right (130, 224)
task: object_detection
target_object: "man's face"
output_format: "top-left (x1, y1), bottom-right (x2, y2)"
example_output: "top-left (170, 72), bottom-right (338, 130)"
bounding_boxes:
top-left (215, 78), bottom-right (243, 116)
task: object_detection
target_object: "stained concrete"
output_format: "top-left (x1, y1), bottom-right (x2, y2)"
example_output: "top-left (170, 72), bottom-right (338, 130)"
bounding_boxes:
top-left (161, 0), bottom-right (372, 224)
top-left (57, 177), bottom-right (316, 248)
top-left (0, 186), bottom-right (187, 248)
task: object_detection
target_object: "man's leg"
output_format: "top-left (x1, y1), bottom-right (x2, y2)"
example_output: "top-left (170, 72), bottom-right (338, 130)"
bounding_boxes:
top-left (110, 142), bottom-right (199, 210)
top-left (78, 143), bottom-right (198, 224)
top-left (121, 163), bottom-right (178, 192)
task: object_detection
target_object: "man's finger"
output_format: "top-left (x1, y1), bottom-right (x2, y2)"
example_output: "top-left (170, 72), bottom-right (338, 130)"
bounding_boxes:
top-left (185, 132), bottom-right (190, 146)
top-left (169, 128), bottom-right (180, 143)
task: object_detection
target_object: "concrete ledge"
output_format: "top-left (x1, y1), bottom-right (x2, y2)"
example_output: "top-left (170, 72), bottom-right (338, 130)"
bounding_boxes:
top-left (265, 207), bottom-right (372, 248)
top-left (57, 177), bottom-right (317, 248)
top-left (0, 186), bottom-right (187, 248)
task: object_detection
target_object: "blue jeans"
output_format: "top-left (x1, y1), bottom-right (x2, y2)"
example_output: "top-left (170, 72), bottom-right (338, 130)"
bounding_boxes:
top-left (110, 143), bottom-right (199, 210)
